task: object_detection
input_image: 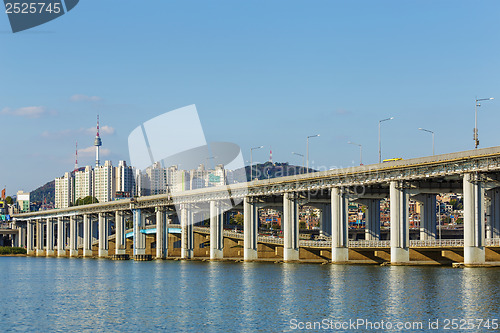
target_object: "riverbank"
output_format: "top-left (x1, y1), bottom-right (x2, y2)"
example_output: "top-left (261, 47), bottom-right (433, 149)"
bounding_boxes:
top-left (0, 247), bottom-right (26, 255)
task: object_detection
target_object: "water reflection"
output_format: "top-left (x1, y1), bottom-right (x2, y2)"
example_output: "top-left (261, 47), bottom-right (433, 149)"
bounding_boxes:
top-left (1, 258), bottom-right (499, 332)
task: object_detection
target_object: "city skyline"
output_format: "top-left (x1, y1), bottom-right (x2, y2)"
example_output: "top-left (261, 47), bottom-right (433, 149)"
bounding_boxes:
top-left (1, 1), bottom-right (500, 193)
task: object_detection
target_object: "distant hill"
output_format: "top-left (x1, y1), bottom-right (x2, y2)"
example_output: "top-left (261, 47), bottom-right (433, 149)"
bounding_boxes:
top-left (30, 180), bottom-right (55, 203)
top-left (30, 167), bottom-right (86, 204)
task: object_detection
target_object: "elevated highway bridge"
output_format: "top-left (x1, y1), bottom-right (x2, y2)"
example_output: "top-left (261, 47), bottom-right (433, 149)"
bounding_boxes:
top-left (12, 146), bottom-right (500, 266)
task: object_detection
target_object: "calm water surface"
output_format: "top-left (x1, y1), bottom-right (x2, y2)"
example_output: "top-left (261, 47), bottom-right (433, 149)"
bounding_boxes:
top-left (0, 257), bottom-right (499, 332)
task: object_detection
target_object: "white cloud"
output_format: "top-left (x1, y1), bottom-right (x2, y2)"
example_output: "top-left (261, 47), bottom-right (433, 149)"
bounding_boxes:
top-left (78, 146), bottom-right (110, 157)
top-left (70, 94), bottom-right (102, 102)
top-left (85, 125), bottom-right (115, 135)
top-left (1, 106), bottom-right (47, 118)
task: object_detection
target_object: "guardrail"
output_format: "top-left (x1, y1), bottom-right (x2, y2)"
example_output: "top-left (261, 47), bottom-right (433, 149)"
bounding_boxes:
top-left (299, 240), bottom-right (331, 247)
top-left (192, 227), bottom-right (500, 249)
top-left (409, 239), bottom-right (464, 247)
top-left (348, 240), bottom-right (390, 248)
top-left (485, 238), bottom-right (500, 247)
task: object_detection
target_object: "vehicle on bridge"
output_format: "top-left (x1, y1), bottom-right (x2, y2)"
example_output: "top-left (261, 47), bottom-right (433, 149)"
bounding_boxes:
top-left (383, 158), bottom-right (403, 162)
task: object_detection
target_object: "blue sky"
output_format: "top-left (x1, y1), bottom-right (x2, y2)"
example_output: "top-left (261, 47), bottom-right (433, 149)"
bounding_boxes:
top-left (1, 0), bottom-right (500, 194)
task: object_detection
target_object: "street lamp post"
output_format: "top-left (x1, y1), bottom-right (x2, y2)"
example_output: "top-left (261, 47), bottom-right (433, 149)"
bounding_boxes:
top-left (418, 128), bottom-right (435, 155)
top-left (378, 117), bottom-right (394, 163)
top-left (205, 156), bottom-right (217, 169)
top-left (292, 152), bottom-right (305, 174)
top-left (306, 134), bottom-right (320, 173)
top-left (347, 141), bottom-right (363, 165)
top-left (250, 146), bottom-right (263, 181)
top-left (474, 97), bottom-right (494, 149)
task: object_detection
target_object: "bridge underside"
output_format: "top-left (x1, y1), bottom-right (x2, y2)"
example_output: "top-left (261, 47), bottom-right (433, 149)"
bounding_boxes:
top-left (41, 228), bottom-right (499, 266)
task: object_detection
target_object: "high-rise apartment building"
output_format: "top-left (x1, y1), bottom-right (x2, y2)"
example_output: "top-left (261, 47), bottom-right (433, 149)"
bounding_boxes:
top-left (74, 166), bottom-right (93, 201)
top-left (116, 160), bottom-right (135, 198)
top-left (94, 160), bottom-right (115, 203)
top-left (55, 172), bottom-right (74, 208)
top-left (190, 164), bottom-right (207, 190)
top-left (146, 162), bottom-right (166, 195)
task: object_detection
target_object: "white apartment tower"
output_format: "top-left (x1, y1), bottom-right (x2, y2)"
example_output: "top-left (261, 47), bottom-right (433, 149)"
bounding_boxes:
top-left (74, 166), bottom-right (93, 201)
top-left (116, 160), bottom-right (135, 197)
top-left (146, 162), bottom-right (166, 195)
top-left (190, 164), bottom-right (207, 190)
top-left (55, 172), bottom-right (74, 209)
top-left (207, 164), bottom-right (227, 187)
top-left (94, 160), bottom-right (115, 203)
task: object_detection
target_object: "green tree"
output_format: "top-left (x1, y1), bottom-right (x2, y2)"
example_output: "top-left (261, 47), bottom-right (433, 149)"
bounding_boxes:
top-left (5, 196), bottom-right (13, 205)
top-left (75, 196), bottom-right (99, 206)
top-left (230, 213), bottom-right (244, 226)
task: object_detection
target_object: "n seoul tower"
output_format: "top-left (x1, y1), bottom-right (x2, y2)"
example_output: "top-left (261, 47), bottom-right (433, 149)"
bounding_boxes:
top-left (94, 115), bottom-right (102, 167)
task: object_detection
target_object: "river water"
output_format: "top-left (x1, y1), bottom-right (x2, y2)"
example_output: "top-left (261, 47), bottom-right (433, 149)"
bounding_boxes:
top-left (0, 257), bottom-right (499, 332)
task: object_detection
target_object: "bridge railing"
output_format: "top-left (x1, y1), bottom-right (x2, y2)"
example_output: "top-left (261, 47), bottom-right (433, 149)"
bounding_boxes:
top-left (192, 227), bottom-right (499, 248)
top-left (485, 238), bottom-right (500, 247)
top-left (299, 240), bottom-right (331, 247)
top-left (348, 240), bottom-right (390, 248)
top-left (409, 239), bottom-right (464, 247)
top-left (223, 230), bottom-right (244, 239)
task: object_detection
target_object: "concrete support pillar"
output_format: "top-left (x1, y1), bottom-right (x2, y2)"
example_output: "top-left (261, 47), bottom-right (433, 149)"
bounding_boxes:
top-left (463, 173), bottom-right (485, 265)
top-left (358, 199), bottom-right (381, 241)
top-left (98, 213), bottom-right (109, 257)
top-left (11, 231), bottom-right (18, 247)
top-left (27, 221), bottom-right (35, 255)
top-left (414, 194), bottom-right (437, 240)
top-left (283, 192), bottom-right (299, 261)
top-left (486, 188), bottom-right (500, 239)
top-left (115, 211), bottom-right (126, 255)
top-left (77, 221), bottom-right (83, 249)
top-left (36, 219), bottom-right (44, 256)
top-left (17, 226), bottom-right (25, 248)
top-left (331, 188), bottom-right (349, 262)
top-left (11, 228), bottom-right (18, 247)
top-left (210, 201), bottom-right (224, 260)
top-left (46, 218), bottom-right (55, 256)
top-left (133, 209), bottom-right (146, 256)
top-left (57, 217), bottom-right (65, 257)
top-left (180, 205), bottom-right (193, 259)
top-left (243, 197), bottom-right (258, 261)
top-left (390, 181), bottom-right (410, 264)
top-left (155, 207), bottom-right (167, 259)
top-left (320, 204), bottom-right (332, 237)
top-left (82, 214), bottom-right (92, 257)
top-left (92, 218), bottom-right (98, 246)
top-left (69, 216), bottom-right (78, 257)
